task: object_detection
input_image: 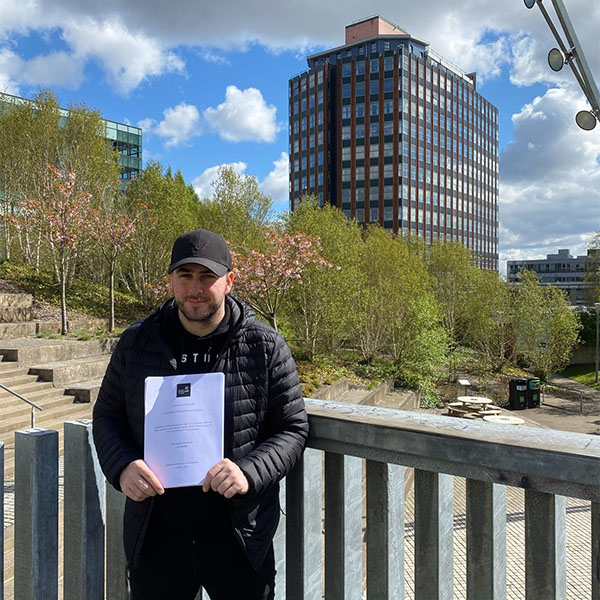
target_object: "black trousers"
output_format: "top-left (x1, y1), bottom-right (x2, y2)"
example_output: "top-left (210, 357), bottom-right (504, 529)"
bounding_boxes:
top-left (129, 528), bottom-right (275, 600)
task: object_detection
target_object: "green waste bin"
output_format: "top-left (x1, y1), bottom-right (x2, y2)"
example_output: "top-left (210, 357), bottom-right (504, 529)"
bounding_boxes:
top-left (509, 378), bottom-right (528, 410)
top-left (527, 377), bottom-right (540, 408)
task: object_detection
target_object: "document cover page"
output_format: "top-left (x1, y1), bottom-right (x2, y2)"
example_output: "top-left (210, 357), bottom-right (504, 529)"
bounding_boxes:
top-left (144, 372), bottom-right (224, 488)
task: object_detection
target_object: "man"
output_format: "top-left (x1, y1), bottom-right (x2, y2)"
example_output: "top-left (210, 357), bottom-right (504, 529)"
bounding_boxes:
top-left (93, 229), bottom-right (308, 600)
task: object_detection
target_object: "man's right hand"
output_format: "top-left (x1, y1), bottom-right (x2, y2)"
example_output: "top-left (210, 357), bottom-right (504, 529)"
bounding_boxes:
top-left (119, 460), bottom-right (165, 501)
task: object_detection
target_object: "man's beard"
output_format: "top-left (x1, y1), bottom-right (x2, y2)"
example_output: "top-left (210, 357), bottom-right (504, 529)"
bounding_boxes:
top-left (176, 298), bottom-right (221, 323)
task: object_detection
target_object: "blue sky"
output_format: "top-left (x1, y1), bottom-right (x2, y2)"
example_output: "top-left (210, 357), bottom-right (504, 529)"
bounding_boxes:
top-left (0, 0), bottom-right (598, 273)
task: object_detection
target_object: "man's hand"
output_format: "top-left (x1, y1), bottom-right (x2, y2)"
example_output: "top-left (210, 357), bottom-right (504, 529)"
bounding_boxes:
top-left (119, 460), bottom-right (164, 502)
top-left (202, 458), bottom-right (249, 498)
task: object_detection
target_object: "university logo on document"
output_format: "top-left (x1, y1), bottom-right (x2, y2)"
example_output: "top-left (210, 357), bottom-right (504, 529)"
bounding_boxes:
top-left (176, 383), bottom-right (191, 397)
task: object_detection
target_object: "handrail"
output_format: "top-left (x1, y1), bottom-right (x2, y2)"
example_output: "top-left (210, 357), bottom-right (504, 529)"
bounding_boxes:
top-left (0, 382), bottom-right (43, 428)
top-left (305, 398), bottom-right (600, 500)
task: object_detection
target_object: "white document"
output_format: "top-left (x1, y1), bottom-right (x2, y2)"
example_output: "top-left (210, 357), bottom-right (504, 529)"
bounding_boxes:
top-left (144, 373), bottom-right (224, 489)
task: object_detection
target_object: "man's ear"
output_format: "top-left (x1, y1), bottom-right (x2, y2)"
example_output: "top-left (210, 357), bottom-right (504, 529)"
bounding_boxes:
top-left (226, 271), bottom-right (235, 293)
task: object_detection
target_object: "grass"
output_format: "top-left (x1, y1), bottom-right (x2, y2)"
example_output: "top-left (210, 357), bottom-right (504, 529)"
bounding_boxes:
top-left (0, 261), bottom-right (146, 325)
top-left (559, 363), bottom-right (600, 390)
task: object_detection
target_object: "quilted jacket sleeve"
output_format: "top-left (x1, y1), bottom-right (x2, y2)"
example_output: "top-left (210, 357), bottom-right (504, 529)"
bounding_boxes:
top-left (92, 330), bottom-right (144, 491)
top-left (235, 333), bottom-right (308, 497)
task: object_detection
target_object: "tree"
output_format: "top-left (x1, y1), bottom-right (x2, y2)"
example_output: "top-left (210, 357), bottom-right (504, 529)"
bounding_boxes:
top-left (195, 166), bottom-right (272, 249)
top-left (0, 90), bottom-right (120, 268)
top-left (283, 197), bottom-right (363, 360)
top-left (352, 225), bottom-right (447, 376)
top-left (0, 91), bottom-right (62, 263)
top-left (121, 162), bottom-right (196, 307)
top-left (584, 232), bottom-right (600, 304)
top-left (17, 165), bottom-right (93, 334)
top-left (461, 269), bottom-right (514, 371)
top-left (86, 191), bottom-right (146, 331)
top-left (231, 228), bottom-right (332, 331)
top-left (513, 269), bottom-right (581, 380)
top-left (426, 240), bottom-right (478, 343)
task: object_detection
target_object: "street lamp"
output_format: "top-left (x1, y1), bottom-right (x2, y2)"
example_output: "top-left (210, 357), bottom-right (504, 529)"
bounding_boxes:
top-left (595, 303), bottom-right (600, 383)
top-left (524, 0), bottom-right (600, 131)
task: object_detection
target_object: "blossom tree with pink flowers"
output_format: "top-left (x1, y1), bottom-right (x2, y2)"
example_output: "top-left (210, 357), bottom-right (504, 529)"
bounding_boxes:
top-left (231, 229), bottom-right (333, 332)
top-left (86, 198), bottom-right (149, 331)
top-left (19, 165), bottom-right (93, 334)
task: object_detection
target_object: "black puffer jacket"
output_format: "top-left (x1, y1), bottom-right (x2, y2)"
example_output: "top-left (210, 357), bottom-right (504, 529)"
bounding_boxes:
top-left (92, 295), bottom-right (308, 570)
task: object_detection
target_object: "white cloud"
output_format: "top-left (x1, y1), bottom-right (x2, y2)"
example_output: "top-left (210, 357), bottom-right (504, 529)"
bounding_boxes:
top-left (1, 1), bottom-right (598, 96)
top-left (62, 17), bottom-right (184, 94)
top-left (191, 162), bottom-right (248, 199)
top-left (21, 51), bottom-right (83, 88)
top-left (204, 85), bottom-right (278, 143)
top-left (0, 48), bottom-right (21, 94)
top-left (139, 102), bottom-right (201, 147)
top-left (259, 152), bottom-right (289, 211)
top-left (0, 46), bottom-right (83, 90)
top-left (499, 86), bottom-right (600, 273)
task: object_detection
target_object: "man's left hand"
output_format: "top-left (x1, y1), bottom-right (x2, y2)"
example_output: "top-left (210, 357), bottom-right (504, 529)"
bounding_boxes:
top-left (203, 458), bottom-right (249, 498)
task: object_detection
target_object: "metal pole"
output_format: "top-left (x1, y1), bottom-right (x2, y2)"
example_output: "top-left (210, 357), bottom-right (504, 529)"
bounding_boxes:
top-left (550, 0), bottom-right (600, 113)
top-left (595, 303), bottom-right (599, 383)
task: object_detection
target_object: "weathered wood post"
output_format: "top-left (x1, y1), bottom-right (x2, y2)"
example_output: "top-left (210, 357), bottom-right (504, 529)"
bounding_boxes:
top-left (324, 453), bottom-right (362, 599)
top-left (366, 461), bottom-right (405, 600)
top-left (64, 420), bottom-right (106, 599)
top-left (466, 479), bottom-right (506, 599)
top-left (414, 469), bottom-right (454, 600)
top-left (14, 428), bottom-right (58, 600)
top-left (105, 484), bottom-right (128, 600)
top-left (286, 448), bottom-right (322, 600)
top-left (525, 491), bottom-right (566, 599)
top-left (274, 478), bottom-right (286, 599)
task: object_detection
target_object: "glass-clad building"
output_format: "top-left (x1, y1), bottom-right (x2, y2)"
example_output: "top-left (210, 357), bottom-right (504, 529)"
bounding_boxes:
top-left (289, 16), bottom-right (499, 269)
top-left (0, 92), bottom-right (142, 182)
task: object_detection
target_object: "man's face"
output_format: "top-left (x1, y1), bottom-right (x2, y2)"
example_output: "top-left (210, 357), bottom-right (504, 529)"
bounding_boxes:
top-left (170, 263), bottom-right (234, 326)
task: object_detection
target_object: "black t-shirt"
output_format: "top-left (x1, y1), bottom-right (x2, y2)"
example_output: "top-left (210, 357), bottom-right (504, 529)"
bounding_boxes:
top-left (149, 304), bottom-right (232, 538)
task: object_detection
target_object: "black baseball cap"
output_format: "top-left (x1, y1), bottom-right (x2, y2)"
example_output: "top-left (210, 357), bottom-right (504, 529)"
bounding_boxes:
top-left (168, 229), bottom-right (232, 276)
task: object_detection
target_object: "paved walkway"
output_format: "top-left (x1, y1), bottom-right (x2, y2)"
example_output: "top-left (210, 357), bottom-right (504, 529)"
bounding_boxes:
top-left (403, 478), bottom-right (592, 599)
top-left (400, 378), bottom-right (599, 599)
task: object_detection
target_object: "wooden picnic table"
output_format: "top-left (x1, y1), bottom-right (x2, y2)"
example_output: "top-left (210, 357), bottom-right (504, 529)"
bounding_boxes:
top-left (482, 414), bottom-right (525, 425)
top-left (456, 396), bottom-right (493, 406)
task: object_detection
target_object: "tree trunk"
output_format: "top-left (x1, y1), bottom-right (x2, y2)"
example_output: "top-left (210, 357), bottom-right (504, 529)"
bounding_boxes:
top-left (2, 211), bottom-right (11, 261)
top-left (109, 261), bottom-right (115, 332)
top-left (60, 253), bottom-right (68, 336)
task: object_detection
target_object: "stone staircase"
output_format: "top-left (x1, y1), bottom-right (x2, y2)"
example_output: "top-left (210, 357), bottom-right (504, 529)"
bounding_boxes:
top-left (0, 291), bottom-right (116, 598)
top-left (0, 338), bottom-right (116, 480)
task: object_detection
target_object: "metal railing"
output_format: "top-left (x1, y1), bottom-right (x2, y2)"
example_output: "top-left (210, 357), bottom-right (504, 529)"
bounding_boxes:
top-left (3, 402), bottom-right (600, 599)
top-left (0, 382), bottom-right (42, 428)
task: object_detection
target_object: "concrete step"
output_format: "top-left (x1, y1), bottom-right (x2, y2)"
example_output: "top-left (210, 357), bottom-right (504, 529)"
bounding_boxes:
top-left (0, 364), bottom-right (30, 378)
top-left (29, 355), bottom-right (110, 387)
top-left (0, 338), bottom-right (117, 367)
top-left (0, 306), bottom-right (32, 323)
top-left (0, 293), bottom-right (32, 309)
top-left (0, 380), bottom-right (55, 399)
top-left (0, 385), bottom-right (67, 408)
top-left (36, 317), bottom-right (109, 335)
top-left (2, 406), bottom-right (91, 479)
top-left (0, 400), bottom-right (87, 437)
top-left (0, 373), bottom-right (40, 388)
top-left (65, 378), bottom-right (104, 404)
top-left (0, 322), bottom-right (36, 340)
top-left (0, 392), bottom-right (72, 430)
